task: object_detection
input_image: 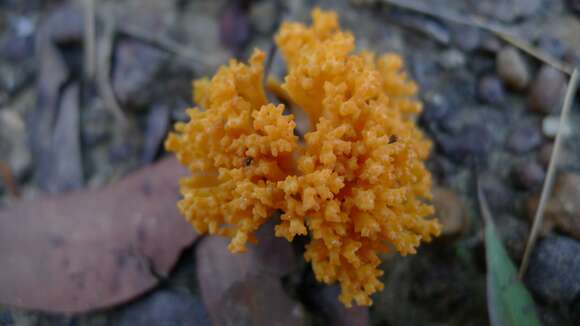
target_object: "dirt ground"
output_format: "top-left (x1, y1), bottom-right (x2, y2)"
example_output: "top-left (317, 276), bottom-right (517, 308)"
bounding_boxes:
top-left (1, 0), bottom-right (580, 325)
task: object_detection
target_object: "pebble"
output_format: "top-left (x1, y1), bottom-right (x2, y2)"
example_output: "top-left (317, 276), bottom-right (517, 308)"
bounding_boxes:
top-left (475, 0), bottom-right (541, 22)
top-left (527, 173), bottom-right (580, 239)
top-left (477, 75), bottom-right (505, 104)
top-left (568, 0), bottom-right (580, 13)
top-left (438, 124), bottom-right (493, 161)
top-left (450, 24), bottom-right (481, 52)
top-left (117, 290), bottom-right (210, 326)
top-left (529, 65), bottom-right (567, 115)
top-left (439, 49), bottom-right (466, 69)
top-left (479, 172), bottom-right (514, 212)
top-left (420, 92), bottom-right (450, 126)
top-left (506, 122), bottom-right (542, 153)
top-left (542, 116), bottom-right (572, 138)
top-left (0, 310), bottom-right (12, 325)
top-left (512, 161), bottom-right (545, 190)
top-left (495, 215), bottom-right (529, 261)
top-left (0, 109), bottom-right (32, 180)
top-left (526, 235), bottom-right (580, 304)
top-left (480, 34), bottom-right (501, 53)
top-left (496, 47), bottom-right (530, 91)
top-left (432, 186), bottom-right (468, 239)
top-left (44, 4), bottom-right (84, 43)
top-left (0, 30), bottom-right (34, 61)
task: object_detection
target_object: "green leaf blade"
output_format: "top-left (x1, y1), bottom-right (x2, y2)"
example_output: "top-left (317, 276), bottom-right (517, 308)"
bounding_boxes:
top-left (479, 180), bottom-right (541, 326)
top-left (485, 224), bottom-right (540, 326)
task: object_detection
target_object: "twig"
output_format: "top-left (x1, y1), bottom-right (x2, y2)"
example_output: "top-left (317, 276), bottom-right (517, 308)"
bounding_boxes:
top-left (0, 161), bottom-right (20, 198)
top-left (119, 24), bottom-right (220, 68)
top-left (519, 66), bottom-right (579, 278)
top-left (380, 0), bottom-right (574, 75)
top-left (83, 0), bottom-right (96, 80)
top-left (96, 16), bottom-right (128, 129)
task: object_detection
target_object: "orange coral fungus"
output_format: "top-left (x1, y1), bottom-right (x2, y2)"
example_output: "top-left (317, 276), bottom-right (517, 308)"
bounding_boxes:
top-left (166, 8), bottom-right (440, 307)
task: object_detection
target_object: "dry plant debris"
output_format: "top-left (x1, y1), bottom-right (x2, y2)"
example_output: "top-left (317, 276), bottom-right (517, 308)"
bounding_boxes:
top-left (0, 158), bottom-right (197, 314)
top-left (166, 8), bottom-right (440, 307)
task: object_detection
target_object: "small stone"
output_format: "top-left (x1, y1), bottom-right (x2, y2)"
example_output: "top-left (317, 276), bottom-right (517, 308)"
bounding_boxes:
top-left (495, 215), bottom-right (529, 261)
top-left (527, 173), bottom-right (580, 239)
top-left (0, 310), bottom-right (12, 324)
top-left (420, 92), bottom-right (450, 125)
top-left (450, 24), bottom-right (481, 52)
top-left (44, 4), bottom-right (84, 43)
top-left (529, 65), bottom-right (567, 114)
top-left (568, 0), bottom-right (580, 13)
top-left (432, 186), bottom-right (468, 239)
top-left (525, 236), bottom-right (580, 304)
top-left (542, 116), bottom-right (572, 138)
top-left (117, 290), bottom-right (210, 326)
top-left (479, 172), bottom-right (514, 212)
top-left (506, 122), bottom-right (542, 153)
top-left (439, 49), bottom-right (466, 69)
top-left (438, 124), bottom-right (493, 162)
top-left (512, 161), bottom-right (545, 190)
top-left (0, 33), bottom-right (34, 61)
top-left (480, 34), bottom-right (501, 53)
top-left (478, 74), bottom-right (505, 104)
top-left (475, 0), bottom-right (541, 22)
top-left (497, 47), bottom-right (530, 90)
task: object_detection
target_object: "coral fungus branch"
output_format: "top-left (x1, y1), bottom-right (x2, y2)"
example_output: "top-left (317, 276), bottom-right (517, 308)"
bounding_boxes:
top-left (166, 8), bottom-right (440, 307)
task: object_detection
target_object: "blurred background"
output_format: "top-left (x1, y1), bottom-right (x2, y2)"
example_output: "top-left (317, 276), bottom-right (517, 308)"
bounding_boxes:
top-left (0, 0), bottom-right (580, 325)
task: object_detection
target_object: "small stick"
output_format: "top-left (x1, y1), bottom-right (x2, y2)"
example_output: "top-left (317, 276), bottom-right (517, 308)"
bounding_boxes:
top-left (119, 24), bottom-right (220, 68)
top-left (519, 67), bottom-right (579, 278)
top-left (0, 161), bottom-right (20, 198)
top-left (82, 0), bottom-right (96, 80)
top-left (96, 16), bottom-right (128, 129)
top-left (380, 0), bottom-right (574, 75)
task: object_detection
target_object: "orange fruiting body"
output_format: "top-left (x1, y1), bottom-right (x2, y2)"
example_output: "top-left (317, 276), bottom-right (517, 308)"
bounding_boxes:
top-left (165, 8), bottom-right (440, 307)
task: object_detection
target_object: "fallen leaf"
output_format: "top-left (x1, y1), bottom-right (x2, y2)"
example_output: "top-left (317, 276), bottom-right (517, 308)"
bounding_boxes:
top-left (0, 158), bottom-right (197, 314)
top-left (216, 274), bottom-right (305, 326)
top-left (196, 220), bottom-right (300, 325)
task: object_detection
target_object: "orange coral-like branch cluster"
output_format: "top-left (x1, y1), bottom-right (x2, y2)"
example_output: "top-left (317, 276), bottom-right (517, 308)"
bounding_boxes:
top-left (166, 8), bottom-right (440, 307)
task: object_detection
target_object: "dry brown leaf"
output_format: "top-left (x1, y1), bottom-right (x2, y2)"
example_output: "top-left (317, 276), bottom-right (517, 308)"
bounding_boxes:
top-left (0, 158), bottom-right (197, 314)
top-left (196, 221), bottom-right (301, 326)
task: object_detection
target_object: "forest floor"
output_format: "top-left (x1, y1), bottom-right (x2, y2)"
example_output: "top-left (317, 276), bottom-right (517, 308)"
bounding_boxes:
top-left (1, 0), bottom-right (580, 325)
